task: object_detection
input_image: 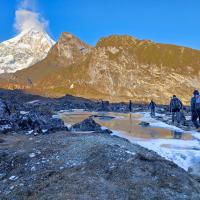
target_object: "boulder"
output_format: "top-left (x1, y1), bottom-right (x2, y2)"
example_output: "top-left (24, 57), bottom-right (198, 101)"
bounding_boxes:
top-left (0, 104), bottom-right (67, 134)
top-left (18, 111), bottom-right (67, 134)
top-left (70, 117), bottom-right (112, 133)
top-left (139, 121), bottom-right (150, 127)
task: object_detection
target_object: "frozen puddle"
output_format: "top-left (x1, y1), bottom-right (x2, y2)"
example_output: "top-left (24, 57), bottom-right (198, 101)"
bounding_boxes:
top-left (60, 110), bottom-right (200, 175)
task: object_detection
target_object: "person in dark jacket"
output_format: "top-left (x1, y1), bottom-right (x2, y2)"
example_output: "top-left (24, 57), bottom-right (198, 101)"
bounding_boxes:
top-left (129, 100), bottom-right (132, 113)
top-left (148, 100), bottom-right (156, 117)
top-left (169, 95), bottom-right (183, 124)
top-left (191, 90), bottom-right (200, 129)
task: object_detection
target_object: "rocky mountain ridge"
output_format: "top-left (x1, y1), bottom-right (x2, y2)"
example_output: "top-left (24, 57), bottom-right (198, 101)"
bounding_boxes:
top-left (0, 33), bottom-right (200, 104)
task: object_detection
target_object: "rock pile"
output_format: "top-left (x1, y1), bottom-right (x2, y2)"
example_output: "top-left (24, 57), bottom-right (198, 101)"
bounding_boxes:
top-left (70, 117), bottom-right (112, 134)
top-left (0, 98), bottom-right (67, 134)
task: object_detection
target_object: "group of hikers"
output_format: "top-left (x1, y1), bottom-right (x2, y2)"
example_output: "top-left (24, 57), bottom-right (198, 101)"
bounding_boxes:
top-left (147, 90), bottom-right (200, 129)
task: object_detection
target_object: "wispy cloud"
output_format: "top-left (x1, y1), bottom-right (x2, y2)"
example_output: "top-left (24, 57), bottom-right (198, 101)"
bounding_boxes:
top-left (14, 0), bottom-right (48, 33)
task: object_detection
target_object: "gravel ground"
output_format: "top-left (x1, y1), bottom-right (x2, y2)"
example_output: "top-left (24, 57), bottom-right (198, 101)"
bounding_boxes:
top-left (0, 131), bottom-right (200, 200)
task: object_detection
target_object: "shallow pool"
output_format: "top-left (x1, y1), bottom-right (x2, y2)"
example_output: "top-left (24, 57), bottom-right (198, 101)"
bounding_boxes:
top-left (59, 110), bottom-right (200, 175)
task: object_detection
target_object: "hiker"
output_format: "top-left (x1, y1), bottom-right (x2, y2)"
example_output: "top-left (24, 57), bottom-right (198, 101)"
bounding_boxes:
top-left (191, 90), bottom-right (200, 129)
top-left (148, 100), bottom-right (156, 117)
top-left (101, 100), bottom-right (110, 111)
top-left (129, 100), bottom-right (132, 112)
top-left (169, 95), bottom-right (183, 124)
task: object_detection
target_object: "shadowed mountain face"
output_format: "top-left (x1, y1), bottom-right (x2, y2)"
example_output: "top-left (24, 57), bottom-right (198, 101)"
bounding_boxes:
top-left (0, 33), bottom-right (200, 104)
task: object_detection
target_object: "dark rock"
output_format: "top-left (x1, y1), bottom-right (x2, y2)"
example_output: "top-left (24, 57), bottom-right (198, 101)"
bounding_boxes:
top-left (155, 116), bottom-right (163, 120)
top-left (0, 97), bottom-right (67, 134)
top-left (90, 115), bottom-right (115, 120)
top-left (70, 117), bottom-right (102, 132)
top-left (18, 111), bottom-right (67, 134)
top-left (0, 98), bottom-right (10, 117)
top-left (101, 128), bottom-right (113, 134)
top-left (70, 117), bottom-right (112, 133)
top-left (139, 121), bottom-right (150, 127)
top-left (0, 119), bottom-right (13, 133)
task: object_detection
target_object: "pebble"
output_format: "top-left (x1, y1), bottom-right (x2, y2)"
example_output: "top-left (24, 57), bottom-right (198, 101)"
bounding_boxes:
top-left (29, 153), bottom-right (36, 158)
top-left (31, 166), bottom-right (36, 171)
top-left (9, 176), bottom-right (18, 181)
top-left (27, 130), bottom-right (34, 135)
top-left (125, 150), bottom-right (136, 155)
top-left (36, 150), bottom-right (41, 154)
top-left (10, 186), bottom-right (14, 190)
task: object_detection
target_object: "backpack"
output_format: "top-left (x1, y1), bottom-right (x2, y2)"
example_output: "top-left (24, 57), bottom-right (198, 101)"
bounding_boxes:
top-left (195, 95), bottom-right (200, 110)
top-left (172, 98), bottom-right (181, 110)
top-left (150, 102), bottom-right (155, 109)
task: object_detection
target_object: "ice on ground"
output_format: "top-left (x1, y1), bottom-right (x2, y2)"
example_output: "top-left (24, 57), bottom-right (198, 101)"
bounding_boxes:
top-left (52, 114), bottom-right (59, 118)
top-left (125, 150), bottom-right (136, 155)
top-left (113, 130), bottom-right (200, 172)
top-left (42, 129), bottom-right (48, 133)
top-left (20, 111), bottom-right (29, 115)
top-left (58, 110), bottom-right (200, 174)
top-left (101, 126), bottom-right (108, 130)
top-left (27, 130), bottom-right (34, 135)
top-left (139, 112), bottom-right (200, 141)
top-left (29, 153), bottom-right (36, 158)
top-left (135, 138), bottom-right (200, 169)
top-left (186, 116), bottom-right (191, 120)
top-left (31, 166), bottom-right (36, 171)
top-left (27, 100), bottom-right (40, 104)
top-left (111, 112), bottom-right (200, 173)
top-left (138, 112), bottom-right (182, 131)
top-left (9, 176), bottom-right (18, 181)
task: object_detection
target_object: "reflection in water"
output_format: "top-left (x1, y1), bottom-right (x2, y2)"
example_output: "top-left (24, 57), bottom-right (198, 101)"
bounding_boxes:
top-left (60, 111), bottom-right (200, 174)
top-left (172, 131), bottom-right (183, 139)
top-left (61, 112), bottom-right (192, 141)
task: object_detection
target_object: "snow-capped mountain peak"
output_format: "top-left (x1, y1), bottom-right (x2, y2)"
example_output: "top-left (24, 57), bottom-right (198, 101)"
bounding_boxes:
top-left (0, 28), bottom-right (55, 73)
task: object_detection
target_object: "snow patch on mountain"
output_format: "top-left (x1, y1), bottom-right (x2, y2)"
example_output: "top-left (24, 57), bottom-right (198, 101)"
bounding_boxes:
top-left (0, 28), bottom-right (55, 73)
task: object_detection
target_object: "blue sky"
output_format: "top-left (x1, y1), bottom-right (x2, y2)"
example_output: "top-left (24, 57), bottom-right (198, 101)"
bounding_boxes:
top-left (1, 0), bottom-right (200, 49)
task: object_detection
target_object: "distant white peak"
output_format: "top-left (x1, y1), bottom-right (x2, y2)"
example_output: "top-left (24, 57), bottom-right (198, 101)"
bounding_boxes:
top-left (2, 28), bottom-right (55, 45)
top-left (0, 28), bottom-right (55, 73)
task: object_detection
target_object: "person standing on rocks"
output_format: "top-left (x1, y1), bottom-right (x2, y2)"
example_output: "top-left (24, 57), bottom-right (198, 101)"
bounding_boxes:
top-left (129, 100), bottom-right (133, 119)
top-left (169, 95), bottom-right (183, 124)
top-left (191, 90), bottom-right (200, 129)
top-left (148, 100), bottom-right (156, 117)
top-left (129, 100), bottom-right (132, 112)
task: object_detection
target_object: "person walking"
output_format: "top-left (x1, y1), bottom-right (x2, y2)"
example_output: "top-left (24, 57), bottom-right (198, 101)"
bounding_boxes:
top-left (170, 95), bottom-right (183, 124)
top-left (129, 100), bottom-right (133, 120)
top-left (191, 90), bottom-right (200, 129)
top-left (129, 100), bottom-right (132, 113)
top-left (148, 100), bottom-right (156, 117)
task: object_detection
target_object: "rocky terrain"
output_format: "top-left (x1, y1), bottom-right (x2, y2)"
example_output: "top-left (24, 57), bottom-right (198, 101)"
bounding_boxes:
top-left (0, 33), bottom-right (200, 104)
top-left (1, 131), bottom-right (200, 200)
top-left (1, 89), bottom-right (200, 199)
top-left (0, 28), bottom-right (55, 73)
